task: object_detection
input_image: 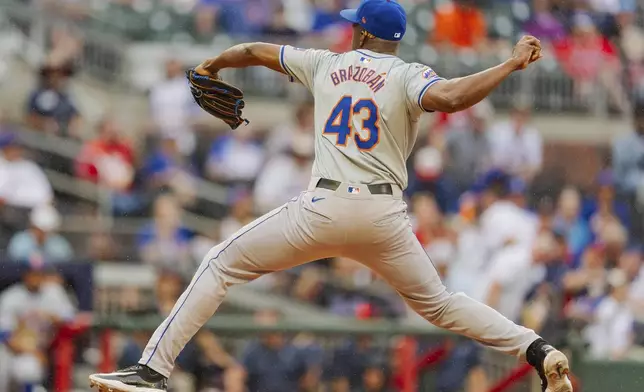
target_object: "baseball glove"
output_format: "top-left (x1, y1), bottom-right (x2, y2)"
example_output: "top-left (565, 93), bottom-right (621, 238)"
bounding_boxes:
top-left (186, 68), bottom-right (249, 130)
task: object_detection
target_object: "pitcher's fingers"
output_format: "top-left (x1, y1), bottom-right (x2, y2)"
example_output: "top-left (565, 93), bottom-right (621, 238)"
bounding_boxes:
top-left (521, 36), bottom-right (540, 46)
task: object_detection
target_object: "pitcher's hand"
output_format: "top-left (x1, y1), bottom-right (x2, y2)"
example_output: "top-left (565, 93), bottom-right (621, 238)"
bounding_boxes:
top-left (510, 35), bottom-right (542, 71)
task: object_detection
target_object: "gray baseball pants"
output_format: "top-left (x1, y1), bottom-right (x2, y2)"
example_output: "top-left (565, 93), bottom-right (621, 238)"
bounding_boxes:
top-left (140, 178), bottom-right (540, 377)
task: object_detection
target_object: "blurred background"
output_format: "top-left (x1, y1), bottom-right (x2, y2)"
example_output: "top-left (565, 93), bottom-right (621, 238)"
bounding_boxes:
top-left (1, 0), bottom-right (644, 391)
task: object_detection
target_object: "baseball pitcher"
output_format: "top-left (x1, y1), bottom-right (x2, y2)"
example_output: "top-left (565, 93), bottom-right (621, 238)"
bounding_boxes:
top-left (90, 1), bottom-right (571, 391)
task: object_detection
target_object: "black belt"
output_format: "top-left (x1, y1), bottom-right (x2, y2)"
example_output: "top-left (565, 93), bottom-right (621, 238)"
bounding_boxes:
top-left (315, 178), bottom-right (393, 195)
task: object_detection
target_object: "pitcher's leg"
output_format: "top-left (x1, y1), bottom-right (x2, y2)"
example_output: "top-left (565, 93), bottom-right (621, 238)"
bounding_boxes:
top-left (140, 202), bottom-right (330, 378)
top-left (355, 223), bottom-right (572, 391)
top-left (355, 227), bottom-right (538, 357)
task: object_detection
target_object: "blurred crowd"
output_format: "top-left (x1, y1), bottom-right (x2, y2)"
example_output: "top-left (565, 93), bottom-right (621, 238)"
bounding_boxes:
top-left (1, 50), bottom-right (644, 390)
top-left (20, 0), bottom-right (644, 110)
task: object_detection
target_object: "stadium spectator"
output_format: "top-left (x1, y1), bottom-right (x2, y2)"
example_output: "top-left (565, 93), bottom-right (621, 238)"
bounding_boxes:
top-left (75, 117), bottom-right (135, 187)
top-left (311, 0), bottom-right (345, 32)
top-left (7, 204), bottom-right (73, 263)
top-left (408, 131), bottom-right (454, 212)
top-left (612, 98), bottom-right (644, 197)
top-left (523, 231), bottom-right (571, 338)
top-left (563, 245), bottom-right (609, 322)
top-left (85, 232), bottom-right (121, 261)
top-left (254, 134), bottom-right (314, 213)
top-left (443, 103), bottom-right (493, 196)
top-left (326, 336), bottom-right (389, 392)
top-left (595, 220), bottom-right (628, 267)
top-left (137, 194), bottom-right (195, 275)
top-left (482, 230), bottom-right (555, 322)
top-left (588, 0), bottom-right (637, 39)
top-left (192, 1), bottom-right (220, 42)
top-left (431, 0), bottom-right (487, 51)
top-left (488, 103), bottom-right (543, 182)
top-left (25, 63), bottom-right (80, 138)
top-left (435, 340), bottom-right (488, 392)
top-left (323, 261), bottom-right (361, 315)
top-left (290, 265), bottom-right (325, 304)
top-left (141, 136), bottom-right (197, 205)
top-left (206, 125), bottom-right (265, 186)
top-left (522, 0), bottom-right (566, 43)
top-left (75, 117), bottom-right (141, 215)
top-left (625, 247), bottom-right (644, 317)
top-left (220, 186), bottom-right (256, 239)
top-left (191, 186), bottom-right (256, 259)
top-left (241, 309), bottom-right (321, 392)
top-left (261, 3), bottom-right (299, 38)
top-left (0, 133), bottom-right (54, 209)
top-left (47, 24), bottom-right (84, 66)
top-left (322, 258), bottom-right (405, 319)
top-left (149, 59), bottom-right (199, 157)
top-left (358, 358), bottom-right (392, 392)
top-left (477, 170), bottom-right (538, 259)
top-left (266, 101), bottom-right (315, 156)
top-left (411, 193), bottom-right (455, 278)
top-left (585, 170), bottom-right (631, 236)
top-left (553, 13), bottom-right (628, 113)
top-left (507, 176), bottom-right (529, 209)
top-left (283, 0), bottom-right (314, 32)
top-left (446, 193), bottom-right (486, 298)
top-left (619, 246), bottom-right (643, 283)
top-left (552, 187), bottom-right (592, 263)
top-left (0, 263), bottom-right (76, 391)
top-left (584, 268), bottom-right (634, 359)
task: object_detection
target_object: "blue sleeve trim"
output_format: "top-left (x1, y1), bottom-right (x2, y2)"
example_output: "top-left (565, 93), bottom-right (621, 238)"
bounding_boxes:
top-left (279, 45), bottom-right (288, 74)
top-left (418, 78), bottom-right (445, 112)
top-left (279, 45), bottom-right (297, 83)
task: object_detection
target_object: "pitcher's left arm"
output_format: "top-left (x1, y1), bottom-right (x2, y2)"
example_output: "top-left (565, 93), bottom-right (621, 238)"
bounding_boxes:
top-left (198, 43), bottom-right (284, 75)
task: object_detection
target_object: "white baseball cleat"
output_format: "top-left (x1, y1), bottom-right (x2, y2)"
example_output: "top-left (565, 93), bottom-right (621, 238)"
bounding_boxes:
top-left (542, 350), bottom-right (573, 392)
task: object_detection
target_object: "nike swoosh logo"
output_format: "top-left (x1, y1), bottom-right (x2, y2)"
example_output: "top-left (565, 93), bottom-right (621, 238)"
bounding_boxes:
top-left (311, 197), bottom-right (325, 203)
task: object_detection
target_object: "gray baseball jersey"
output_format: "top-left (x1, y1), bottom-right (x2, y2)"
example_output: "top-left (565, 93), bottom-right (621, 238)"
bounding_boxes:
top-left (279, 46), bottom-right (443, 190)
top-left (133, 47), bottom-right (542, 379)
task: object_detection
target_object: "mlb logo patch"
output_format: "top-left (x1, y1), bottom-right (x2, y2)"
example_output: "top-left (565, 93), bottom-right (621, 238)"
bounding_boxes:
top-left (422, 68), bottom-right (437, 79)
top-left (359, 57), bottom-right (372, 64)
top-left (348, 186), bottom-right (361, 194)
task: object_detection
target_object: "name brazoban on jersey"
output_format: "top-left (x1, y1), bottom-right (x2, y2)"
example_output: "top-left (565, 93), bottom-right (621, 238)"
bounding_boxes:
top-left (330, 66), bottom-right (386, 93)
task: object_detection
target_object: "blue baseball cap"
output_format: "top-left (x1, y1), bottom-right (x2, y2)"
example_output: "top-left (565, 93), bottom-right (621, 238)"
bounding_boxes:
top-left (0, 132), bottom-right (17, 149)
top-left (340, 0), bottom-right (407, 42)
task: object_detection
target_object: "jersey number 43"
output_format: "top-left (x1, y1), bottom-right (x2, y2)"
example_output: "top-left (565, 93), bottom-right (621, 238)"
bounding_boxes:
top-left (323, 95), bottom-right (380, 151)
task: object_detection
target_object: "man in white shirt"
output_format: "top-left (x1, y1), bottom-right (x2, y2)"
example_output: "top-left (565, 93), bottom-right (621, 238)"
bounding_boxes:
top-left (584, 269), bottom-right (634, 359)
top-left (477, 170), bottom-right (539, 261)
top-left (254, 134), bottom-right (314, 213)
top-left (149, 59), bottom-right (201, 156)
top-left (205, 125), bottom-right (266, 185)
top-left (488, 103), bottom-right (543, 181)
top-left (0, 134), bottom-right (53, 209)
top-left (0, 263), bottom-right (76, 391)
top-left (482, 231), bottom-right (553, 322)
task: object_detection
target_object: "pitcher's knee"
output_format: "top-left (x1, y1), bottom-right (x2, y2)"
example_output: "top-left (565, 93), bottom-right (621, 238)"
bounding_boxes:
top-left (207, 244), bottom-right (260, 286)
top-left (402, 288), bottom-right (454, 322)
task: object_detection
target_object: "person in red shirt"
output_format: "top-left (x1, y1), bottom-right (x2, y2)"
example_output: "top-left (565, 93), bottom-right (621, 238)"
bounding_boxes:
top-left (553, 13), bottom-right (629, 113)
top-left (412, 193), bottom-right (455, 278)
top-left (75, 117), bottom-right (135, 191)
